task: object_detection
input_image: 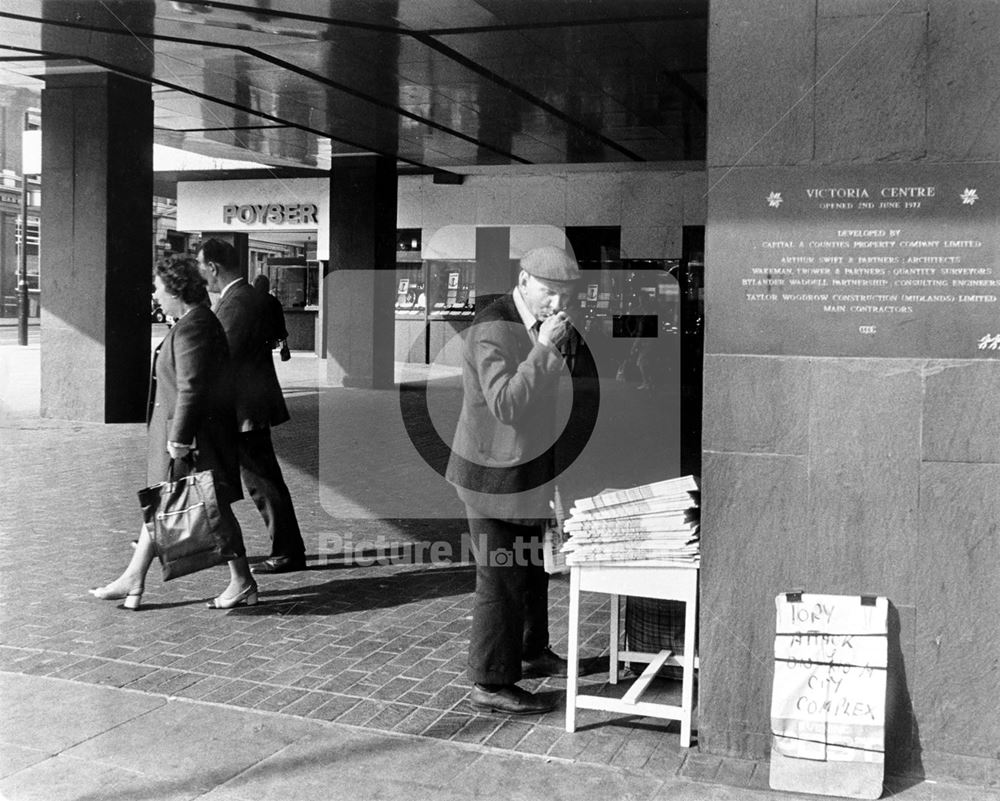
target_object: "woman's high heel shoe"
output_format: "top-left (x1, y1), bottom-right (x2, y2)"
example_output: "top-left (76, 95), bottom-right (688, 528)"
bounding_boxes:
top-left (88, 584), bottom-right (144, 611)
top-left (206, 582), bottom-right (258, 610)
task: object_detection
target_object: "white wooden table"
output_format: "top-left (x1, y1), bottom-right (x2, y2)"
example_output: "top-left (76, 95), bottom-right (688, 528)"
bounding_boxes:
top-left (565, 561), bottom-right (699, 747)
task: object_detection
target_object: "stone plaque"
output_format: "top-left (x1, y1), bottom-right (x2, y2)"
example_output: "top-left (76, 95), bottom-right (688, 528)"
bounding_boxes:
top-left (709, 164), bottom-right (1000, 358)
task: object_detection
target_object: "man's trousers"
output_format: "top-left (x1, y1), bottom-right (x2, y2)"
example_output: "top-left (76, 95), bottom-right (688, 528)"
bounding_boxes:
top-left (466, 509), bottom-right (549, 686)
top-left (238, 427), bottom-right (304, 559)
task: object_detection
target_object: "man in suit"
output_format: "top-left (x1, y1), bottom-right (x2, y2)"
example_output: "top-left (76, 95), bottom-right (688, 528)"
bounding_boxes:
top-left (446, 245), bottom-right (596, 715)
top-left (197, 239), bottom-right (306, 573)
top-left (252, 274), bottom-right (290, 358)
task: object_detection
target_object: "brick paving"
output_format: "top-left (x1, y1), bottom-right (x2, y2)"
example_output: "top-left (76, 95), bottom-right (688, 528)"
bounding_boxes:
top-left (2, 350), bottom-right (998, 799)
top-left (0, 353), bottom-right (699, 785)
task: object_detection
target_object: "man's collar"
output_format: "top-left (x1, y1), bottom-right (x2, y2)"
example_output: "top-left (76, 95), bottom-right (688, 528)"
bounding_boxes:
top-left (219, 276), bottom-right (245, 300)
top-left (511, 286), bottom-right (538, 331)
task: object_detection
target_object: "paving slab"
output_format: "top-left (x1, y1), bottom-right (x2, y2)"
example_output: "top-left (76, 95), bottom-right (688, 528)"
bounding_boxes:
top-left (197, 778), bottom-right (474, 801)
top-left (458, 750), bottom-right (665, 801)
top-left (0, 743), bottom-right (49, 780)
top-left (0, 672), bottom-right (165, 753)
top-left (62, 698), bottom-right (317, 789)
top-left (0, 752), bottom-right (210, 801)
top-left (650, 777), bottom-right (1000, 801)
top-left (190, 727), bottom-right (480, 801)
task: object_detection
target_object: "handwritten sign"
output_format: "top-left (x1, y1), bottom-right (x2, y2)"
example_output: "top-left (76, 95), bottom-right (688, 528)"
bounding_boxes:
top-left (769, 593), bottom-right (888, 799)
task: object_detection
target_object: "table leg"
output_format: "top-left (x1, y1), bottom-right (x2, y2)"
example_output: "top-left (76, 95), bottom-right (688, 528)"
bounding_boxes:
top-left (609, 593), bottom-right (620, 684)
top-left (565, 566), bottom-right (581, 732)
top-left (680, 587), bottom-right (697, 747)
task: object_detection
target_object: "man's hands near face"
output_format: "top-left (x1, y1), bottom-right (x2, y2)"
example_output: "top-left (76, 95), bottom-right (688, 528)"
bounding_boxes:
top-left (538, 310), bottom-right (571, 348)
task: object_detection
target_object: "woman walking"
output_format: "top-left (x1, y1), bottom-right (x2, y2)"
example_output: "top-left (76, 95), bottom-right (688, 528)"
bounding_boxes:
top-left (89, 256), bottom-right (258, 610)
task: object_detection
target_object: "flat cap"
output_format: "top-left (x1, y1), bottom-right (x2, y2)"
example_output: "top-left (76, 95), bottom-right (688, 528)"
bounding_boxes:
top-left (520, 246), bottom-right (581, 282)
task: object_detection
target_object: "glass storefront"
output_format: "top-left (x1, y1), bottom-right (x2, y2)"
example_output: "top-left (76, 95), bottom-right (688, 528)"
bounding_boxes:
top-left (249, 241), bottom-right (320, 350)
top-left (427, 260), bottom-right (476, 318)
top-left (391, 226), bottom-right (704, 379)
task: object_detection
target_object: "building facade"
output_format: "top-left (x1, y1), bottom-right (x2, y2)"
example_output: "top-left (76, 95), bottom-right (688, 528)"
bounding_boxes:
top-left (1, 0), bottom-right (997, 788)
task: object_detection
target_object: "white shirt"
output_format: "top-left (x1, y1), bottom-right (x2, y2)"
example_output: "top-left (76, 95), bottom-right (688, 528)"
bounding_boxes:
top-left (512, 286), bottom-right (540, 343)
top-left (219, 277), bottom-right (243, 300)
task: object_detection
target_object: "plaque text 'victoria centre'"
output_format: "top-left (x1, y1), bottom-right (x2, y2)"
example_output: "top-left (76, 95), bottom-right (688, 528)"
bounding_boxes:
top-left (710, 164), bottom-right (1000, 359)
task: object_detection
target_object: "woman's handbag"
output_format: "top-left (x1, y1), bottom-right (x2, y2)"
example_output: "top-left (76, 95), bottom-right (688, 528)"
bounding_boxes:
top-left (137, 456), bottom-right (239, 580)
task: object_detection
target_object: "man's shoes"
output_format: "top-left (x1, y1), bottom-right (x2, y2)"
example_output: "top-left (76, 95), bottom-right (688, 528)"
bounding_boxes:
top-left (469, 684), bottom-right (555, 715)
top-left (521, 647), bottom-right (569, 678)
top-left (251, 556), bottom-right (306, 574)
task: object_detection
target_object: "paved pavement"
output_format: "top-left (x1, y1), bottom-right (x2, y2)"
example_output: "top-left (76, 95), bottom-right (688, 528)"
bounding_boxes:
top-left (0, 336), bottom-right (997, 801)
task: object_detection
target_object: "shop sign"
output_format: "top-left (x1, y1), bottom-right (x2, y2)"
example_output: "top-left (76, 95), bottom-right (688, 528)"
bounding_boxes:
top-left (222, 202), bottom-right (319, 225)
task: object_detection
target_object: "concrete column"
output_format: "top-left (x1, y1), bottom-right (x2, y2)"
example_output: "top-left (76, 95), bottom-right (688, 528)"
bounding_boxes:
top-left (40, 72), bottom-right (153, 422)
top-left (323, 156), bottom-right (397, 388)
top-left (474, 226), bottom-right (513, 310)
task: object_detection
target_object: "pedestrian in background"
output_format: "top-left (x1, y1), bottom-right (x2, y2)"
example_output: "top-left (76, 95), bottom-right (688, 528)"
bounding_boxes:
top-left (197, 239), bottom-right (306, 574)
top-left (252, 274), bottom-right (291, 361)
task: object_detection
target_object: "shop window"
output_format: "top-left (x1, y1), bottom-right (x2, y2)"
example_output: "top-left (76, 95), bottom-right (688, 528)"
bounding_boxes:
top-left (266, 257), bottom-right (319, 309)
top-left (397, 228), bottom-right (421, 254)
top-left (250, 243), bottom-right (288, 276)
top-left (566, 226), bottom-right (622, 337)
top-left (395, 265), bottom-right (425, 313)
top-left (395, 228), bottom-right (424, 314)
top-left (426, 260), bottom-right (475, 318)
top-left (15, 216), bottom-right (39, 254)
top-left (166, 230), bottom-right (188, 255)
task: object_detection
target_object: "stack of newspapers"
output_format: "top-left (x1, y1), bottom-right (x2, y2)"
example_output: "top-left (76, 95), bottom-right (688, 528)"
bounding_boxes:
top-left (561, 475), bottom-right (700, 566)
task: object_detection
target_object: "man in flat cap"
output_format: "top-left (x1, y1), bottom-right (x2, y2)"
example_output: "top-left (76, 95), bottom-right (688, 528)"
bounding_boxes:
top-left (446, 244), bottom-right (597, 715)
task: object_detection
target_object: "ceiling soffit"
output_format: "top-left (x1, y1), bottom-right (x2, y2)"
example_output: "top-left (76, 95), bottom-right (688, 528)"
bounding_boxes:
top-left (0, 0), bottom-right (707, 171)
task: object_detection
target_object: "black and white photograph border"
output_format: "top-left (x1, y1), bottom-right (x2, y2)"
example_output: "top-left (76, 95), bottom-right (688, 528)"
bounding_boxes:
top-left (0, 2), bottom-right (998, 801)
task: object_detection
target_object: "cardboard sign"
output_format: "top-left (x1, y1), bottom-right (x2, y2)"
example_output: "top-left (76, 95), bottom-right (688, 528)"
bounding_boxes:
top-left (770, 593), bottom-right (888, 799)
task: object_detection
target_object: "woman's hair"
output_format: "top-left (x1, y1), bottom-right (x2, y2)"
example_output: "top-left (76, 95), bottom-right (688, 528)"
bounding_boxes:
top-left (155, 255), bottom-right (209, 306)
top-left (252, 273), bottom-right (270, 292)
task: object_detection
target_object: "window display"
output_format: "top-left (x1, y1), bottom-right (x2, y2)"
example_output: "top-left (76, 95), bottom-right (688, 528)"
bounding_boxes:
top-left (395, 265), bottom-right (425, 313)
top-left (426, 260), bottom-right (475, 318)
top-left (267, 261), bottom-right (319, 309)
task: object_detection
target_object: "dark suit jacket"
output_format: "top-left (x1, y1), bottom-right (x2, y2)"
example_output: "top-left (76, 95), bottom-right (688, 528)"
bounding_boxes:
top-left (261, 292), bottom-right (288, 347)
top-left (213, 279), bottom-right (290, 432)
top-left (147, 304), bottom-right (243, 504)
top-left (445, 292), bottom-right (597, 523)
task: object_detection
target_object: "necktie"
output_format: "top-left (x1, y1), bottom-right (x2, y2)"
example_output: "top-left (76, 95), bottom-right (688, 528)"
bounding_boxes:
top-left (561, 332), bottom-right (577, 372)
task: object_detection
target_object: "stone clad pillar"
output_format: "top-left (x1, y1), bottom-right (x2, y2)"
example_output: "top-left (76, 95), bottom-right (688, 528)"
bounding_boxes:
top-left (323, 156), bottom-right (397, 388)
top-left (700, 2), bottom-right (1000, 785)
top-left (40, 71), bottom-right (153, 422)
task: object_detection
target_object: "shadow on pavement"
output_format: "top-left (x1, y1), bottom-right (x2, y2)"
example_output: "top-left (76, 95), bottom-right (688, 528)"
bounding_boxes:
top-left (226, 565), bottom-right (476, 617)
